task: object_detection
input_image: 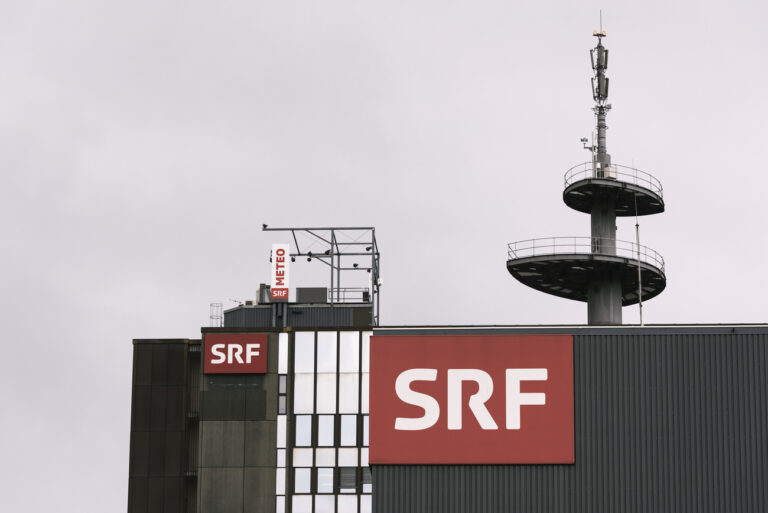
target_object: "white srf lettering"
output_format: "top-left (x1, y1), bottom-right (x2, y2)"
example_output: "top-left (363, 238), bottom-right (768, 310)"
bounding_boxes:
top-left (394, 369), bottom-right (440, 431)
top-left (505, 369), bottom-right (547, 430)
top-left (229, 344), bottom-right (244, 364)
top-left (211, 343), bottom-right (261, 365)
top-left (392, 368), bottom-right (550, 431)
top-left (447, 369), bottom-right (498, 430)
top-left (246, 344), bottom-right (260, 363)
top-left (211, 344), bottom-right (226, 364)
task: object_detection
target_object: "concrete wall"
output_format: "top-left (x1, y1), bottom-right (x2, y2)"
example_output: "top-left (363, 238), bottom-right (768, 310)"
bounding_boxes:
top-left (197, 332), bottom-right (279, 513)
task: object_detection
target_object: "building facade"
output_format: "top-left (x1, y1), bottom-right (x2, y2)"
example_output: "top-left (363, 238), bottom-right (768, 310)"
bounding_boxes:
top-left (372, 325), bottom-right (768, 513)
top-left (129, 323), bottom-right (768, 513)
top-left (128, 301), bottom-right (373, 513)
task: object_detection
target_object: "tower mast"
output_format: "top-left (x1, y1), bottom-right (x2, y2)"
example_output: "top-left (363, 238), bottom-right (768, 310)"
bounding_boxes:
top-left (507, 26), bottom-right (667, 325)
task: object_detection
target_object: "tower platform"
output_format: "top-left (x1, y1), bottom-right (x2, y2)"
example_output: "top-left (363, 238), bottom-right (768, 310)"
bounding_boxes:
top-left (506, 237), bottom-right (666, 306)
top-left (563, 162), bottom-right (664, 216)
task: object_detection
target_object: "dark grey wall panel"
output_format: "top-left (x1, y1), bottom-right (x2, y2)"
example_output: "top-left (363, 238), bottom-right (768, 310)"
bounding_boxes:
top-left (244, 421), bottom-right (277, 467)
top-left (128, 340), bottom-right (192, 513)
top-left (243, 467), bottom-right (276, 513)
top-left (199, 468), bottom-right (244, 513)
top-left (200, 421), bottom-right (245, 467)
top-left (223, 307), bottom-right (272, 328)
top-left (373, 331), bottom-right (768, 513)
top-left (223, 304), bottom-right (372, 328)
top-left (127, 477), bottom-right (148, 513)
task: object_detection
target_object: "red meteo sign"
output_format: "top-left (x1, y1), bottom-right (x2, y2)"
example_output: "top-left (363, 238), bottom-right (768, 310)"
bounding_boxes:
top-left (369, 334), bottom-right (574, 464)
top-left (204, 333), bottom-right (268, 374)
top-left (270, 243), bottom-right (290, 301)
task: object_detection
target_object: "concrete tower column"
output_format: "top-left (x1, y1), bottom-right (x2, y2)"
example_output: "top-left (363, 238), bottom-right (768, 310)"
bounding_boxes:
top-left (588, 102), bottom-right (621, 324)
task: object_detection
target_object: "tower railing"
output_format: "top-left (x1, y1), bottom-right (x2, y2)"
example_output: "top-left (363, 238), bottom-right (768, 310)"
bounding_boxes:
top-left (507, 236), bottom-right (665, 272)
top-left (564, 162), bottom-right (664, 197)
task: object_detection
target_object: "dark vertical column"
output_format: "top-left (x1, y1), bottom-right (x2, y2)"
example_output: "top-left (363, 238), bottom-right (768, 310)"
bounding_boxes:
top-left (588, 104), bottom-right (621, 325)
top-left (128, 340), bottom-right (188, 513)
top-left (587, 267), bottom-right (622, 325)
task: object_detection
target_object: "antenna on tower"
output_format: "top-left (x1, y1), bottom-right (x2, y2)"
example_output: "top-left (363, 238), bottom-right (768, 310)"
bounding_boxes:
top-left (506, 26), bottom-right (667, 326)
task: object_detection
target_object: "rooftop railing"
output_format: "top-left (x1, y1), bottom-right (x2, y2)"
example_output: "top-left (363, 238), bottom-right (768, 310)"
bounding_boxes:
top-left (507, 236), bottom-right (665, 273)
top-left (329, 287), bottom-right (371, 303)
top-left (564, 162), bottom-right (663, 198)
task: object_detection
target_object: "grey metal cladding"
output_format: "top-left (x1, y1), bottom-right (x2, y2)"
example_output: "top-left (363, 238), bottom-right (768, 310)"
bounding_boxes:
top-left (373, 331), bottom-right (768, 513)
top-left (200, 390), bottom-right (246, 421)
top-left (296, 287), bottom-right (328, 304)
top-left (128, 341), bottom-right (190, 513)
top-left (223, 304), bottom-right (373, 328)
top-left (224, 307), bottom-right (272, 328)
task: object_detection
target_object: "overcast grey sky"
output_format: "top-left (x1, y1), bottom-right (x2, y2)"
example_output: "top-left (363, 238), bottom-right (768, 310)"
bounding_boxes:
top-left (2, 0), bottom-right (767, 510)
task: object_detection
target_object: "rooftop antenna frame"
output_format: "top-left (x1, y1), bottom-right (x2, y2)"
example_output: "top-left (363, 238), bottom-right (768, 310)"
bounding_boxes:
top-left (262, 225), bottom-right (381, 326)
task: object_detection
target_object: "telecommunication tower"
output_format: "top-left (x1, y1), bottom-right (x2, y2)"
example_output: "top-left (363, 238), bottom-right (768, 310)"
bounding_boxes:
top-left (506, 29), bottom-right (666, 325)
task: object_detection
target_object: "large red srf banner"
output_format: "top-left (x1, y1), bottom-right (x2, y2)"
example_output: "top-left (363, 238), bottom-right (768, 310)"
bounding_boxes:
top-left (369, 334), bottom-right (573, 464)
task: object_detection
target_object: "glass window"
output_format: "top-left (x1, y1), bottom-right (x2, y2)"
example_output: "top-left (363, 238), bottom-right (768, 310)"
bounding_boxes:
top-left (317, 415), bottom-right (334, 446)
top-left (278, 375), bottom-right (287, 394)
top-left (315, 448), bottom-right (335, 467)
top-left (340, 415), bottom-right (357, 446)
top-left (278, 395), bottom-right (286, 414)
top-left (339, 331), bottom-right (359, 372)
top-left (294, 332), bottom-right (315, 373)
top-left (276, 495), bottom-right (285, 513)
top-left (293, 448), bottom-right (313, 467)
top-left (361, 331), bottom-right (371, 373)
top-left (339, 374), bottom-right (359, 414)
top-left (361, 373), bottom-right (369, 414)
top-left (277, 415), bottom-right (287, 448)
top-left (277, 448), bottom-right (286, 467)
top-left (339, 468), bottom-right (358, 492)
top-left (295, 468), bottom-right (311, 493)
top-left (338, 495), bottom-right (357, 512)
top-left (317, 331), bottom-right (337, 372)
top-left (360, 448), bottom-right (369, 467)
top-left (292, 495), bottom-right (312, 513)
top-left (275, 468), bottom-right (285, 494)
top-left (293, 374), bottom-right (314, 414)
top-left (362, 468), bottom-right (372, 493)
top-left (317, 468), bottom-right (334, 494)
top-left (338, 448), bottom-right (358, 467)
top-left (316, 373), bottom-right (337, 414)
top-left (315, 494), bottom-right (334, 513)
top-left (295, 415), bottom-right (312, 447)
top-left (278, 333), bottom-right (289, 374)
top-left (361, 494), bottom-right (372, 513)
top-left (362, 415), bottom-right (369, 446)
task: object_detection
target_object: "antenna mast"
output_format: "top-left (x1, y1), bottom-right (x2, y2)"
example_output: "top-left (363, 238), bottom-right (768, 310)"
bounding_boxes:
top-left (506, 21), bottom-right (668, 325)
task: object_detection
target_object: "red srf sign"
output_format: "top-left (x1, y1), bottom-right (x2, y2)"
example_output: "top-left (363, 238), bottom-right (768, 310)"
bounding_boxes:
top-left (204, 333), bottom-right (268, 374)
top-left (369, 334), bottom-right (574, 464)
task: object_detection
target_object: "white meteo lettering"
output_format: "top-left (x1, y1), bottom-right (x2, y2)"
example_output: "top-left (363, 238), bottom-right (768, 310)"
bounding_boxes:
top-left (274, 248), bottom-right (286, 286)
top-left (210, 343), bottom-right (261, 365)
top-left (270, 244), bottom-right (290, 300)
top-left (394, 368), bottom-right (547, 431)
